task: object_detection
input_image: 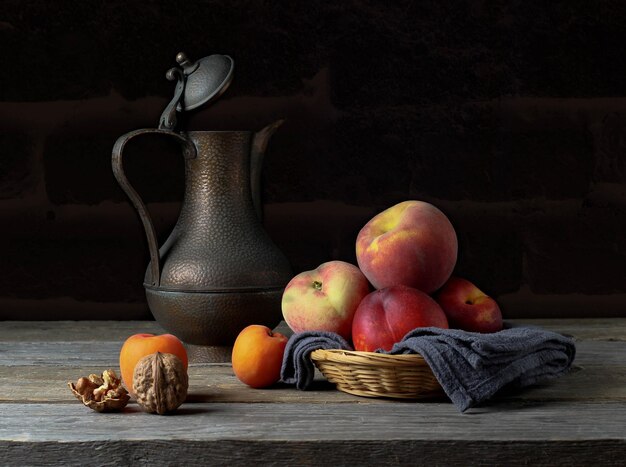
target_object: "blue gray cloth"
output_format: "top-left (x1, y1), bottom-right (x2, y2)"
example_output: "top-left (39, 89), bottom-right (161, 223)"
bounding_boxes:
top-left (388, 326), bottom-right (576, 412)
top-left (280, 327), bottom-right (576, 412)
top-left (280, 331), bottom-right (352, 390)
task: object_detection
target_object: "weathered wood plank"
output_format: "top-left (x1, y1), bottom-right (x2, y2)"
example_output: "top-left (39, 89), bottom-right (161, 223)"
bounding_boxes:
top-left (0, 365), bottom-right (357, 404)
top-left (0, 321), bottom-right (293, 342)
top-left (2, 339), bottom-right (618, 367)
top-left (1, 439), bottom-right (624, 467)
top-left (0, 342), bottom-right (125, 367)
top-left (1, 337), bottom-right (624, 404)
top-left (1, 360), bottom-right (624, 404)
top-left (0, 319), bottom-right (625, 465)
top-left (1, 402), bottom-right (625, 441)
top-left (507, 318), bottom-right (626, 341)
top-left (0, 321), bottom-right (165, 342)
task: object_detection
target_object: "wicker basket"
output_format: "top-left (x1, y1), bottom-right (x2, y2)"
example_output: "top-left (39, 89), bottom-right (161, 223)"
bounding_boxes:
top-left (310, 349), bottom-right (443, 399)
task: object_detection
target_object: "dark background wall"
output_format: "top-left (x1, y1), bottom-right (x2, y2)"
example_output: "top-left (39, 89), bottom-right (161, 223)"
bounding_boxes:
top-left (1, 1), bottom-right (625, 320)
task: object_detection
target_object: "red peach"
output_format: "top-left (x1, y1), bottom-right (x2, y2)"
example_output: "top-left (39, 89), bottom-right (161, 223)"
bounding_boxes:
top-left (355, 200), bottom-right (458, 294)
top-left (436, 277), bottom-right (503, 333)
top-left (352, 285), bottom-right (449, 352)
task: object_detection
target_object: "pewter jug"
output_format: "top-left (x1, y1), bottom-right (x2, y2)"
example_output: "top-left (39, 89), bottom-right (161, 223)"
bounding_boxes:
top-left (111, 53), bottom-right (292, 350)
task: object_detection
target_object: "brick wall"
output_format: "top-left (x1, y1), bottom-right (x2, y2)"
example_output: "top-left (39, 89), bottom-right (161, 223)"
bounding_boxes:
top-left (1, 1), bottom-right (625, 319)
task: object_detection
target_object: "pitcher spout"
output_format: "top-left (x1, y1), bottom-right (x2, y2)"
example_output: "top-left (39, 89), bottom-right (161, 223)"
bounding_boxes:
top-left (250, 119), bottom-right (284, 220)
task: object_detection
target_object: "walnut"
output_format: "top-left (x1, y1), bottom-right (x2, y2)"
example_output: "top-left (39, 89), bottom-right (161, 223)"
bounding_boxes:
top-left (133, 352), bottom-right (188, 415)
top-left (68, 369), bottom-right (129, 412)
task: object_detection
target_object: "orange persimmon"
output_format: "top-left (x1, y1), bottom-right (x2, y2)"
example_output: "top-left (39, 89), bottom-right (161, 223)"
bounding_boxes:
top-left (119, 333), bottom-right (188, 395)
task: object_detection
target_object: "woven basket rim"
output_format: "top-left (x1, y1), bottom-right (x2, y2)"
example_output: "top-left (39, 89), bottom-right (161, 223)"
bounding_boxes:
top-left (311, 348), bottom-right (427, 367)
top-left (311, 348), bottom-right (442, 399)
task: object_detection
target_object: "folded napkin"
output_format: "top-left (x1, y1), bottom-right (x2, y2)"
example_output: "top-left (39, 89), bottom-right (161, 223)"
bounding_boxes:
top-left (388, 326), bottom-right (576, 412)
top-left (280, 326), bottom-right (576, 412)
top-left (280, 331), bottom-right (352, 390)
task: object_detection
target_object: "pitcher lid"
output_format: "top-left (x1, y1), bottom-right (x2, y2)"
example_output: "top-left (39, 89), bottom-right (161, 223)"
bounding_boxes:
top-left (175, 52), bottom-right (234, 111)
top-left (158, 52), bottom-right (234, 130)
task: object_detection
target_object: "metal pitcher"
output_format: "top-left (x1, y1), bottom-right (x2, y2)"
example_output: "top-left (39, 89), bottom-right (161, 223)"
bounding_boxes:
top-left (111, 53), bottom-right (292, 351)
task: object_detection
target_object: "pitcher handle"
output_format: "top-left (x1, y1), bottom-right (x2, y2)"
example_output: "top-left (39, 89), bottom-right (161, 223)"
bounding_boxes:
top-left (112, 128), bottom-right (196, 287)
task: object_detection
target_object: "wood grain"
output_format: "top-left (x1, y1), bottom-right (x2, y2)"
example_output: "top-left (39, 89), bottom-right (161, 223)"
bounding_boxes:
top-left (1, 439), bottom-right (624, 467)
top-left (1, 349), bottom-right (624, 404)
top-left (0, 402), bottom-right (625, 465)
top-left (0, 320), bottom-right (293, 342)
top-left (1, 319), bottom-right (625, 466)
top-left (1, 338), bottom-right (620, 366)
top-left (2, 401), bottom-right (626, 441)
top-left (0, 321), bottom-right (165, 342)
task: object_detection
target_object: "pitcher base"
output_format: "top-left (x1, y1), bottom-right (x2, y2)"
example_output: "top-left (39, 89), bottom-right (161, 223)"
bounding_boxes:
top-left (185, 343), bottom-right (233, 363)
top-left (146, 287), bottom-right (285, 346)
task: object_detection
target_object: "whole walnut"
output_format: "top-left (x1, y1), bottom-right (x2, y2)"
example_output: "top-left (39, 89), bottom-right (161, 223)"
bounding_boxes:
top-left (133, 352), bottom-right (188, 415)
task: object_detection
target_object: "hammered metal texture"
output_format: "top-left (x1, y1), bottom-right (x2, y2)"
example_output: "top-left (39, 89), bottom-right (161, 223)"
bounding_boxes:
top-left (146, 288), bottom-right (284, 345)
top-left (144, 131), bottom-right (292, 292)
top-left (133, 130), bottom-right (293, 349)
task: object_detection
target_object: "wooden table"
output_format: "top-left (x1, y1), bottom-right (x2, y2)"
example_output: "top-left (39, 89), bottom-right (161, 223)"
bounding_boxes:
top-left (1, 319), bottom-right (625, 466)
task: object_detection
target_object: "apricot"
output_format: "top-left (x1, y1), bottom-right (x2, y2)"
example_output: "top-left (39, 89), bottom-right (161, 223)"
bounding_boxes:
top-left (232, 325), bottom-right (288, 388)
top-left (119, 333), bottom-right (188, 395)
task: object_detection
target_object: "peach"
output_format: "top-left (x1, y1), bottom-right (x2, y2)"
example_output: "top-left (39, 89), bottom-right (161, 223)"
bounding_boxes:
top-left (352, 284), bottom-right (449, 352)
top-left (356, 200), bottom-right (458, 294)
top-left (231, 324), bottom-right (288, 388)
top-left (281, 260), bottom-right (370, 341)
top-left (436, 277), bottom-right (503, 333)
